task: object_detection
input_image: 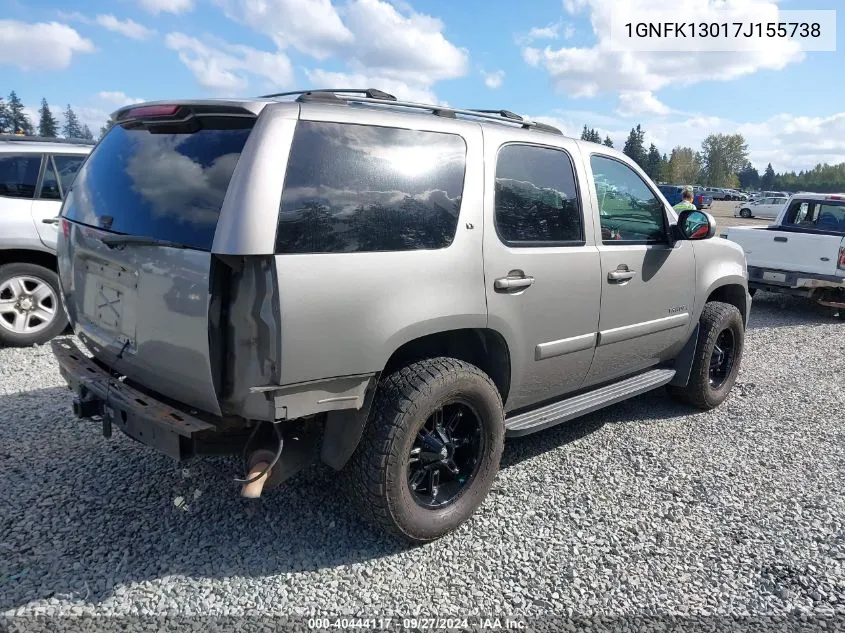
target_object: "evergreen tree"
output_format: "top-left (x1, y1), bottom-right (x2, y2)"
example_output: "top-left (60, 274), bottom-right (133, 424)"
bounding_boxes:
top-left (62, 104), bottom-right (83, 139)
top-left (80, 124), bottom-right (94, 140)
top-left (99, 119), bottom-right (115, 140)
top-left (603, 135), bottom-right (614, 148)
top-left (0, 98), bottom-right (11, 133)
top-left (761, 163), bottom-right (776, 190)
top-left (622, 124), bottom-right (647, 168)
top-left (7, 91), bottom-right (34, 135)
top-left (38, 98), bottom-right (59, 137)
top-left (645, 143), bottom-right (662, 181)
top-left (580, 125), bottom-right (590, 141)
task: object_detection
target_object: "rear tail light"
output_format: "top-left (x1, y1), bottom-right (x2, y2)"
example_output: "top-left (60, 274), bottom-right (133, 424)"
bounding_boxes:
top-left (61, 218), bottom-right (70, 239)
top-left (838, 245), bottom-right (845, 271)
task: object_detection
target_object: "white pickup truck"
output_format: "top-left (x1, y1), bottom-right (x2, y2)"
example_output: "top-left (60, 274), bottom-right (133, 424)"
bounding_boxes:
top-left (722, 193), bottom-right (845, 312)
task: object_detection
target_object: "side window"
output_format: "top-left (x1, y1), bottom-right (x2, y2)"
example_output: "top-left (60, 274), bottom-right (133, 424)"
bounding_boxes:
top-left (0, 154), bottom-right (41, 200)
top-left (53, 155), bottom-right (87, 194)
top-left (589, 155), bottom-right (666, 243)
top-left (276, 121), bottom-right (467, 254)
top-left (39, 158), bottom-right (62, 201)
top-left (494, 144), bottom-right (583, 245)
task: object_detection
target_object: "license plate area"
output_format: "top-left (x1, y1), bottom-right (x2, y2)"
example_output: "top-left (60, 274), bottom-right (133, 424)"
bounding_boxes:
top-left (81, 258), bottom-right (139, 344)
top-left (762, 270), bottom-right (787, 283)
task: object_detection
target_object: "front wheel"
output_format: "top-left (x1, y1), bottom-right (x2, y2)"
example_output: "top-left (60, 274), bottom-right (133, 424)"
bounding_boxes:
top-left (667, 302), bottom-right (745, 410)
top-left (0, 263), bottom-right (68, 347)
top-left (344, 358), bottom-right (505, 543)
top-left (739, 209), bottom-right (752, 218)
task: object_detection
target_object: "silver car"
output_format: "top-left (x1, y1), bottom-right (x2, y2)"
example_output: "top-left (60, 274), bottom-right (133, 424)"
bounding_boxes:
top-left (50, 90), bottom-right (751, 542)
top-left (0, 135), bottom-right (92, 346)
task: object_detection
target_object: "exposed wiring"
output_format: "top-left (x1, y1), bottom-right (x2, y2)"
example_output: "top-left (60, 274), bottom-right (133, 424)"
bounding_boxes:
top-left (103, 340), bottom-right (130, 418)
top-left (233, 420), bottom-right (284, 485)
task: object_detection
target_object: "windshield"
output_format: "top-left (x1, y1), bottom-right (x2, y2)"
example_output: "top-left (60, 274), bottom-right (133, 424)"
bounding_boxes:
top-left (61, 118), bottom-right (253, 251)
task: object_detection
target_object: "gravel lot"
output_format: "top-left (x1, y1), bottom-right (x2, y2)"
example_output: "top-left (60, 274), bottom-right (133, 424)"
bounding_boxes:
top-left (1, 290), bottom-right (843, 631)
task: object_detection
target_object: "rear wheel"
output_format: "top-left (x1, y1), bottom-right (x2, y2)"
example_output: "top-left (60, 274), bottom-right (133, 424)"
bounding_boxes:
top-left (740, 208), bottom-right (752, 218)
top-left (344, 357), bottom-right (504, 543)
top-left (0, 263), bottom-right (68, 347)
top-left (668, 301), bottom-right (744, 410)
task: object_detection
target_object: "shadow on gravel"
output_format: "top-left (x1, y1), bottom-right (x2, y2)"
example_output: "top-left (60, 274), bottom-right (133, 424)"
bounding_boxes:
top-left (0, 380), bottom-right (699, 611)
top-left (747, 292), bottom-right (841, 331)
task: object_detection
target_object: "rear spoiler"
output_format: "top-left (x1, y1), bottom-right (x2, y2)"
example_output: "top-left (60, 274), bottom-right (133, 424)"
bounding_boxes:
top-left (111, 100), bottom-right (269, 123)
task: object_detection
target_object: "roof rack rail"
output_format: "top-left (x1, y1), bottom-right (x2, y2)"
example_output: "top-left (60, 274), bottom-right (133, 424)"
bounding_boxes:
top-left (260, 88), bottom-right (564, 136)
top-left (259, 88), bottom-right (398, 102)
top-left (0, 134), bottom-right (96, 145)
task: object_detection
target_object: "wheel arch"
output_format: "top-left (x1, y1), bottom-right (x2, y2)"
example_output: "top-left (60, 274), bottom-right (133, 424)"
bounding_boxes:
top-left (321, 327), bottom-right (512, 471)
top-left (0, 248), bottom-right (58, 272)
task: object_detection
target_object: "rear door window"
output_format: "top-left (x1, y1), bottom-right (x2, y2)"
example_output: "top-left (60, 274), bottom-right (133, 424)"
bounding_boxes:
top-left (62, 119), bottom-right (253, 250)
top-left (53, 155), bottom-right (87, 195)
top-left (783, 199), bottom-right (845, 232)
top-left (0, 153), bottom-right (41, 199)
top-left (276, 121), bottom-right (467, 254)
top-left (494, 143), bottom-right (583, 245)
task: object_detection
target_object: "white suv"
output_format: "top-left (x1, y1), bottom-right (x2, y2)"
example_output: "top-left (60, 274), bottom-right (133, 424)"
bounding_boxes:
top-left (0, 135), bottom-right (93, 346)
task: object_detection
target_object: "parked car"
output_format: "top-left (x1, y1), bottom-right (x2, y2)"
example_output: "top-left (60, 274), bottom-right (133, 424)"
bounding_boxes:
top-left (723, 192), bottom-right (844, 311)
top-left (0, 135), bottom-right (93, 346)
top-left (734, 195), bottom-right (790, 219)
top-left (693, 187), bottom-right (714, 209)
top-left (703, 187), bottom-right (733, 201)
top-left (51, 90), bottom-right (750, 542)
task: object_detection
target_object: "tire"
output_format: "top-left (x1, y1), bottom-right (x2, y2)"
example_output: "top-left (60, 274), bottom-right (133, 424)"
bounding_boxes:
top-left (667, 301), bottom-right (744, 410)
top-left (740, 209), bottom-right (752, 218)
top-left (344, 357), bottom-right (505, 543)
top-left (0, 262), bottom-right (68, 347)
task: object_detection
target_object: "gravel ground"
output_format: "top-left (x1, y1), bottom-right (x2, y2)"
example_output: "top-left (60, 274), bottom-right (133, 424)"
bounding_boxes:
top-left (0, 292), bottom-right (843, 632)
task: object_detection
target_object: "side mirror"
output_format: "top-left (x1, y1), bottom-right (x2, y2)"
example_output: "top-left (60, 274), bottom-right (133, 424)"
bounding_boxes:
top-left (677, 209), bottom-right (716, 240)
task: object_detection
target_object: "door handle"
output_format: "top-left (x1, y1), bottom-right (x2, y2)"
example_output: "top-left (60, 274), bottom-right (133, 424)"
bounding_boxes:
top-left (494, 275), bottom-right (535, 291)
top-left (774, 236), bottom-right (787, 242)
top-left (608, 267), bottom-right (637, 282)
top-left (42, 217), bottom-right (60, 225)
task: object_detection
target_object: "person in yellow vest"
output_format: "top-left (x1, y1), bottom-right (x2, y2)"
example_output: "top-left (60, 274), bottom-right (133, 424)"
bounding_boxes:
top-left (673, 186), bottom-right (697, 212)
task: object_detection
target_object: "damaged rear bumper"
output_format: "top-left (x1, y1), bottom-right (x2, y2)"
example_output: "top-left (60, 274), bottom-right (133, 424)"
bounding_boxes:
top-left (51, 338), bottom-right (217, 461)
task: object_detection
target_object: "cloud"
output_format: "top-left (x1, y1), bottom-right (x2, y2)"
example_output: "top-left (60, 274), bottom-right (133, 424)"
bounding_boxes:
top-left (304, 69), bottom-right (439, 104)
top-left (0, 20), bottom-right (95, 71)
top-left (165, 32), bottom-right (294, 94)
top-left (97, 91), bottom-right (146, 106)
top-left (214, 0), bottom-right (469, 103)
top-left (616, 91), bottom-right (670, 117)
top-left (138, 0), bottom-right (194, 15)
top-left (516, 20), bottom-right (576, 45)
top-left (533, 109), bottom-right (845, 173)
top-left (524, 0), bottom-right (804, 98)
top-left (95, 15), bottom-right (156, 40)
top-left (481, 70), bottom-right (505, 89)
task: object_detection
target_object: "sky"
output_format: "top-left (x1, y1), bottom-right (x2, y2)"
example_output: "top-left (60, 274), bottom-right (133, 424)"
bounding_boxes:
top-left (1, 0), bottom-right (844, 173)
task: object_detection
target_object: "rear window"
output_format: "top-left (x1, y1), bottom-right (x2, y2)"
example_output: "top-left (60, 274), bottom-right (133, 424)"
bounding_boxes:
top-left (783, 199), bottom-right (845, 233)
top-left (276, 121), bottom-right (466, 254)
top-left (0, 153), bottom-right (41, 199)
top-left (62, 119), bottom-right (253, 250)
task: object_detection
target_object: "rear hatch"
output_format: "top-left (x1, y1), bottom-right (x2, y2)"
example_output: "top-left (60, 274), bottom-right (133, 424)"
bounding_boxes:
top-left (57, 103), bottom-right (258, 416)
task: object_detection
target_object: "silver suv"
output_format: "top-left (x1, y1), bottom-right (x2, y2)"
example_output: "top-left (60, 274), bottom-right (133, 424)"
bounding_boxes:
top-left (50, 90), bottom-right (750, 542)
top-left (0, 135), bottom-right (93, 346)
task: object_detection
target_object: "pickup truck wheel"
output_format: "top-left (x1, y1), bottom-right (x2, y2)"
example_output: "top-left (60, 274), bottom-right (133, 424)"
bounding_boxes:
top-left (0, 263), bottom-right (68, 347)
top-left (343, 357), bottom-right (504, 543)
top-left (667, 301), bottom-right (744, 410)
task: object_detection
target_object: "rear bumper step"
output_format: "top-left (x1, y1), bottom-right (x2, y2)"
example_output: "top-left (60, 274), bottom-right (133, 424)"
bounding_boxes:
top-left (51, 338), bottom-right (216, 460)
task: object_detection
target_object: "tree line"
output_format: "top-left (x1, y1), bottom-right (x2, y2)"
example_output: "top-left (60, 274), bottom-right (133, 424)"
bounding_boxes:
top-left (581, 123), bottom-right (845, 193)
top-left (0, 91), bottom-right (97, 141)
